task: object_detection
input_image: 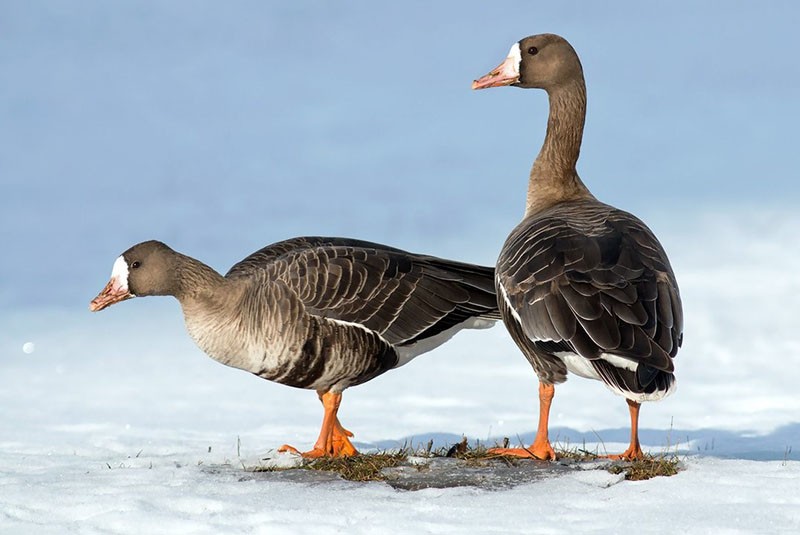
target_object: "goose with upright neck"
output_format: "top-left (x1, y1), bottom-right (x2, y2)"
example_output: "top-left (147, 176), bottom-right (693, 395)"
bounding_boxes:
top-left (90, 237), bottom-right (500, 457)
top-left (473, 34), bottom-right (683, 460)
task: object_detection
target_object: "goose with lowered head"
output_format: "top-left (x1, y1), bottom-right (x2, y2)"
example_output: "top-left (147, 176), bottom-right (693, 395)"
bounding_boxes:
top-left (90, 237), bottom-right (499, 457)
top-left (472, 33), bottom-right (683, 460)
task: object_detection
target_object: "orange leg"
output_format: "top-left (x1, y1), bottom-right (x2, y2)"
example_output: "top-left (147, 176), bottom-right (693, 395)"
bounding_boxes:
top-left (278, 391), bottom-right (358, 458)
top-left (602, 399), bottom-right (644, 460)
top-left (489, 381), bottom-right (557, 460)
top-left (322, 391), bottom-right (357, 457)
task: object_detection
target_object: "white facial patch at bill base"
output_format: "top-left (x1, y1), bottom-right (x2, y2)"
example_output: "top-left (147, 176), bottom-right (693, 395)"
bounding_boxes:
top-left (505, 42), bottom-right (522, 77)
top-left (110, 255), bottom-right (130, 291)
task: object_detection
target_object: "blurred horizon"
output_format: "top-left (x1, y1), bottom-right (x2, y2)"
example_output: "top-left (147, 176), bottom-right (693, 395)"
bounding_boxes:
top-left (2, 1), bottom-right (799, 310)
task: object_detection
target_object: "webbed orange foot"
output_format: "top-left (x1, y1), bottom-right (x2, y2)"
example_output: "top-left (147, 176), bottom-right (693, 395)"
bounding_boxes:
top-left (488, 438), bottom-right (556, 460)
top-left (277, 391), bottom-right (360, 458)
top-left (277, 444), bottom-right (302, 455)
top-left (277, 443), bottom-right (356, 458)
top-left (330, 423), bottom-right (358, 456)
top-left (277, 444), bottom-right (327, 458)
top-left (334, 421), bottom-right (354, 438)
top-left (602, 444), bottom-right (644, 461)
top-left (601, 399), bottom-right (645, 461)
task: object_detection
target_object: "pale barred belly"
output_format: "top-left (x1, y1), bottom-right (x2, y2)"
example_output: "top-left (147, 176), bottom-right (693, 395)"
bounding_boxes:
top-left (183, 319), bottom-right (265, 373)
top-left (258, 319), bottom-right (400, 391)
top-left (186, 314), bottom-right (399, 392)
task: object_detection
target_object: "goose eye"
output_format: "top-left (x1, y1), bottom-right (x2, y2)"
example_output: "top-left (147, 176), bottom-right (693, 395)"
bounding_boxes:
top-left (131, 261), bottom-right (141, 269)
top-left (527, 46), bottom-right (539, 56)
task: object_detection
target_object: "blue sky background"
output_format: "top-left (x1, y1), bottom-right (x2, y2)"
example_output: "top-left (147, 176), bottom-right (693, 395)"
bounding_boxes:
top-left (1, 1), bottom-right (798, 310)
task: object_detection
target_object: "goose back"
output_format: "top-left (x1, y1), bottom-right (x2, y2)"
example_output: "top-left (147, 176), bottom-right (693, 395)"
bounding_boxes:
top-left (227, 236), bottom-right (499, 344)
top-left (497, 200), bottom-right (682, 400)
top-left (217, 237), bottom-right (500, 390)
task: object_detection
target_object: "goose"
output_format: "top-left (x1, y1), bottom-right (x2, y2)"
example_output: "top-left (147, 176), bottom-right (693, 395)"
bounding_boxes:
top-left (90, 237), bottom-right (499, 457)
top-left (472, 34), bottom-right (683, 460)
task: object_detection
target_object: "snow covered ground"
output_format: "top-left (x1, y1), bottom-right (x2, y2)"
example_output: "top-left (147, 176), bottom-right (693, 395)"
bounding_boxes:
top-left (2, 210), bottom-right (800, 533)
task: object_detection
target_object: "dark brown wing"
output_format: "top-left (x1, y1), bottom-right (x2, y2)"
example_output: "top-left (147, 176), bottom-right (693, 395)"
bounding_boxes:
top-left (227, 237), bottom-right (499, 347)
top-left (497, 200), bottom-right (683, 391)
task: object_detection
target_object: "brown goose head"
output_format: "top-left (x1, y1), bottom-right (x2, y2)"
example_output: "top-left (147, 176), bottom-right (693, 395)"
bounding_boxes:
top-left (89, 240), bottom-right (179, 311)
top-left (472, 33), bottom-right (583, 91)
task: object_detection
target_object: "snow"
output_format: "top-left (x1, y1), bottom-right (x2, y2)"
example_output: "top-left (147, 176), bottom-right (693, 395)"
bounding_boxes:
top-left (2, 210), bottom-right (800, 532)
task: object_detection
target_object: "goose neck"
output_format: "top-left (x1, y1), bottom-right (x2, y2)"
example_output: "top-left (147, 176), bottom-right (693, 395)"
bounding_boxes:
top-left (172, 254), bottom-right (226, 303)
top-left (526, 77), bottom-right (593, 215)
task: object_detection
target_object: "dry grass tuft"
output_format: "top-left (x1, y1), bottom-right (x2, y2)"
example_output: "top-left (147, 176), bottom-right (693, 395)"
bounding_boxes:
top-left (554, 446), bottom-right (602, 462)
top-left (608, 454), bottom-right (681, 481)
top-left (252, 450), bottom-right (408, 481)
top-left (301, 451), bottom-right (408, 482)
top-left (439, 437), bottom-right (521, 467)
top-left (250, 437), bottom-right (681, 483)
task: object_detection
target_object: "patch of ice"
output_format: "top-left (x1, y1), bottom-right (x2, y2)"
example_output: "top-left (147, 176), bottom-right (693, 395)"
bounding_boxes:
top-left (251, 450), bottom-right (304, 470)
top-left (569, 469), bottom-right (626, 488)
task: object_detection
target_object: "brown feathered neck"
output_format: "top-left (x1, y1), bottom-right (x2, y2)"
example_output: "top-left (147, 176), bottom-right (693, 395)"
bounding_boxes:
top-left (526, 76), bottom-right (595, 216)
top-left (170, 252), bottom-right (227, 302)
